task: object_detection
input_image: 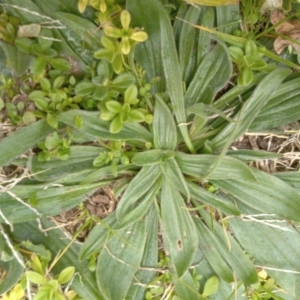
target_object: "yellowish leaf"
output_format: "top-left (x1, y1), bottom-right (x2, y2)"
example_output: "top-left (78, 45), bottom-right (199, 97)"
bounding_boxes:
top-left (185, 0), bottom-right (238, 6)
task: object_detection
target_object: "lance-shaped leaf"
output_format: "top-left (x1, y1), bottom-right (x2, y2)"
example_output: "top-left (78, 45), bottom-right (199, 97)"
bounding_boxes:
top-left (160, 158), bottom-right (190, 201)
top-left (175, 152), bottom-right (255, 181)
top-left (226, 149), bottom-right (282, 162)
top-left (212, 68), bottom-right (290, 150)
top-left (200, 211), bottom-right (258, 285)
top-left (0, 182), bottom-right (110, 224)
top-left (116, 164), bottom-right (161, 222)
top-left (186, 0), bottom-right (238, 5)
top-left (188, 182), bottom-right (240, 216)
top-left (96, 219), bottom-right (147, 300)
top-left (194, 218), bottom-right (234, 283)
top-left (213, 168), bottom-right (300, 222)
top-left (230, 218), bottom-right (300, 297)
top-left (185, 42), bottom-right (232, 107)
top-left (126, 206), bottom-right (159, 300)
top-left (58, 110), bottom-right (152, 142)
top-left (275, 172), bottom-right (300, 193)
top-left (161, 179), bottom-right (198, 277)
top-left (153, 94), bottom-right (177, 150)
top-left (0, 119), bottom-right (54, 167)
top-left (30, 146), bottom-right (102, 182)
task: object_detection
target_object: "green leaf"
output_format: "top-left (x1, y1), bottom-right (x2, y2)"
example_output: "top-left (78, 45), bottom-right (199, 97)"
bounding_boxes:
top-left (105, 100), bottom-right (122, 113)
top-left (132, 149), bottom-right (175, 166)
top-left (0, 119), bottom-right (54, 167)
top-left (176, 152), bottom-right (255, 181)
top-left (96, 220), bottom-right (147, 300)
top-left (46, 113), bottom-right (58, 128)
top-left (124, 85), bottom-right (138, 104)
top-left (58, 110), bottom-right (152, 142)
top-left (30, 56), bottom-right (47, 75)
top-left (11, 218), bottom-right (103, 300)
top-left (58, 266), bottom-right (75, 284)
top-left (212, 68), bottom-right (290, 150)
top-left (200, 210), bottom-right (258, 285)
top-left (0, 41), bottom-right (33, 76)
top-left (116, 164), bottom-right (161, 221)
top-left (48, 58), bottom-right (71, 71)
top-left (228, 46), bottom-right (244, 63)
top-left (153, 94), bottom-right (177, 150)
top-left (0, 250), bottom-right (24, 295)
top-left (202, 276), bottom-right (219, 297)
top-left (111, 73), bottom-right (136, 91)
top-left (213, 169), bottom-right (300, 223)
top-left (230, 217), bottom-right (300, 297)
top-left (53, 76), bottom-right (65, 89)
top-left (238, 67), bottom-right (253, 86)
top-left (160, 158), bottom-right (190, 201)
top-left (194, 219), bottom-right (234, 283)
top-left (26, 271), bottom-right (44, 284)
top-left (188, 182), bottom-right (240, 216)
top-left (110, 114), bottom-right (123, 133)
top-left (14, 37), bottom-right (34, 54)
top-left (185, 42), bottom-right (232, 107)
top-left (226, 149), bottom-right (282, 162)
top-left (161, 179), bottom-right (198, 278)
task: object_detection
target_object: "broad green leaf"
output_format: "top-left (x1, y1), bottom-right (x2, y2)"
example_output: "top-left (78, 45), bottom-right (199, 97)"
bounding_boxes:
top-left (185, 43), bottom-right (232, 107)
top-left (230, 218), bottom-right (300, 297)
top-left (200, 211), bottom-right (258, 285)
top-left (216, 3), bottom-right (239, 33)
top-left (275, 172), bottom-right (300, 193)
top-left (0, 41), bottom-right (33, 76)
top-left (48, 57), bottom-right (71, 72)
top-left (96, 220), bottom-right (146, 300)
top-left (226, 149), bottom-right (282, 162)
top-left (194, 218), bottom-right (234, 282)
top-left (213, 168), bottom-right (300, 222)
top-left (212, 69), bottom-right (290, 150)
top-left (30, 56), bottom-right (47, 74)
top-left (58, 110), bottom-right (152, 142)
top-left (175, 152), bottom-right (255, 180)
top-left (0, 119), bottom-right (54, 167)
top-left (75, 81), bottom-right (95, 96)
top-left (126, 206), bottom-right (158, 300)
top-left (188, 182), bottom-right (240, 216)
top-left (153, 94), bottom-right (177, 150)
top-left (161, 179), bottom-right (198, 277)
top-left (116, 164), bottom-right (161, 221)
top-left (11, 218), bottom-right (103, 300)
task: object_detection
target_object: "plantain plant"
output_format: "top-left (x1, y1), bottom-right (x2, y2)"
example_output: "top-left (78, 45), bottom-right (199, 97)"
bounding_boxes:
top-left (1, 0), bottom-right (300, 299)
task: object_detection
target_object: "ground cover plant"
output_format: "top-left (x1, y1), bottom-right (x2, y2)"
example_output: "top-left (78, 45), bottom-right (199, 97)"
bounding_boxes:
top-left (1, 0), bottom-right (300, 299)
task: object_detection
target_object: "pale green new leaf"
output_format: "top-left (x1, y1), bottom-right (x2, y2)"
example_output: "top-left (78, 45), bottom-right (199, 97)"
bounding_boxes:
top-left (176, 152), bottom-right (255, 180)
top-left (153, 94), bottom-right (177, 150)
top-left (212, 69), bottom-right (290, 150)
top-left (116, 164), bottom-right (161, 221)
top-left (132, 149), bottom-right (175, 166)
top-left (213, 169), bottom-right (300, 222)
top-left (161, 179), bottom-right (198, 277)
top-left (0, 119), bottom-right (54, 167)
top-left (96, 220), bottom-right (147, 300)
